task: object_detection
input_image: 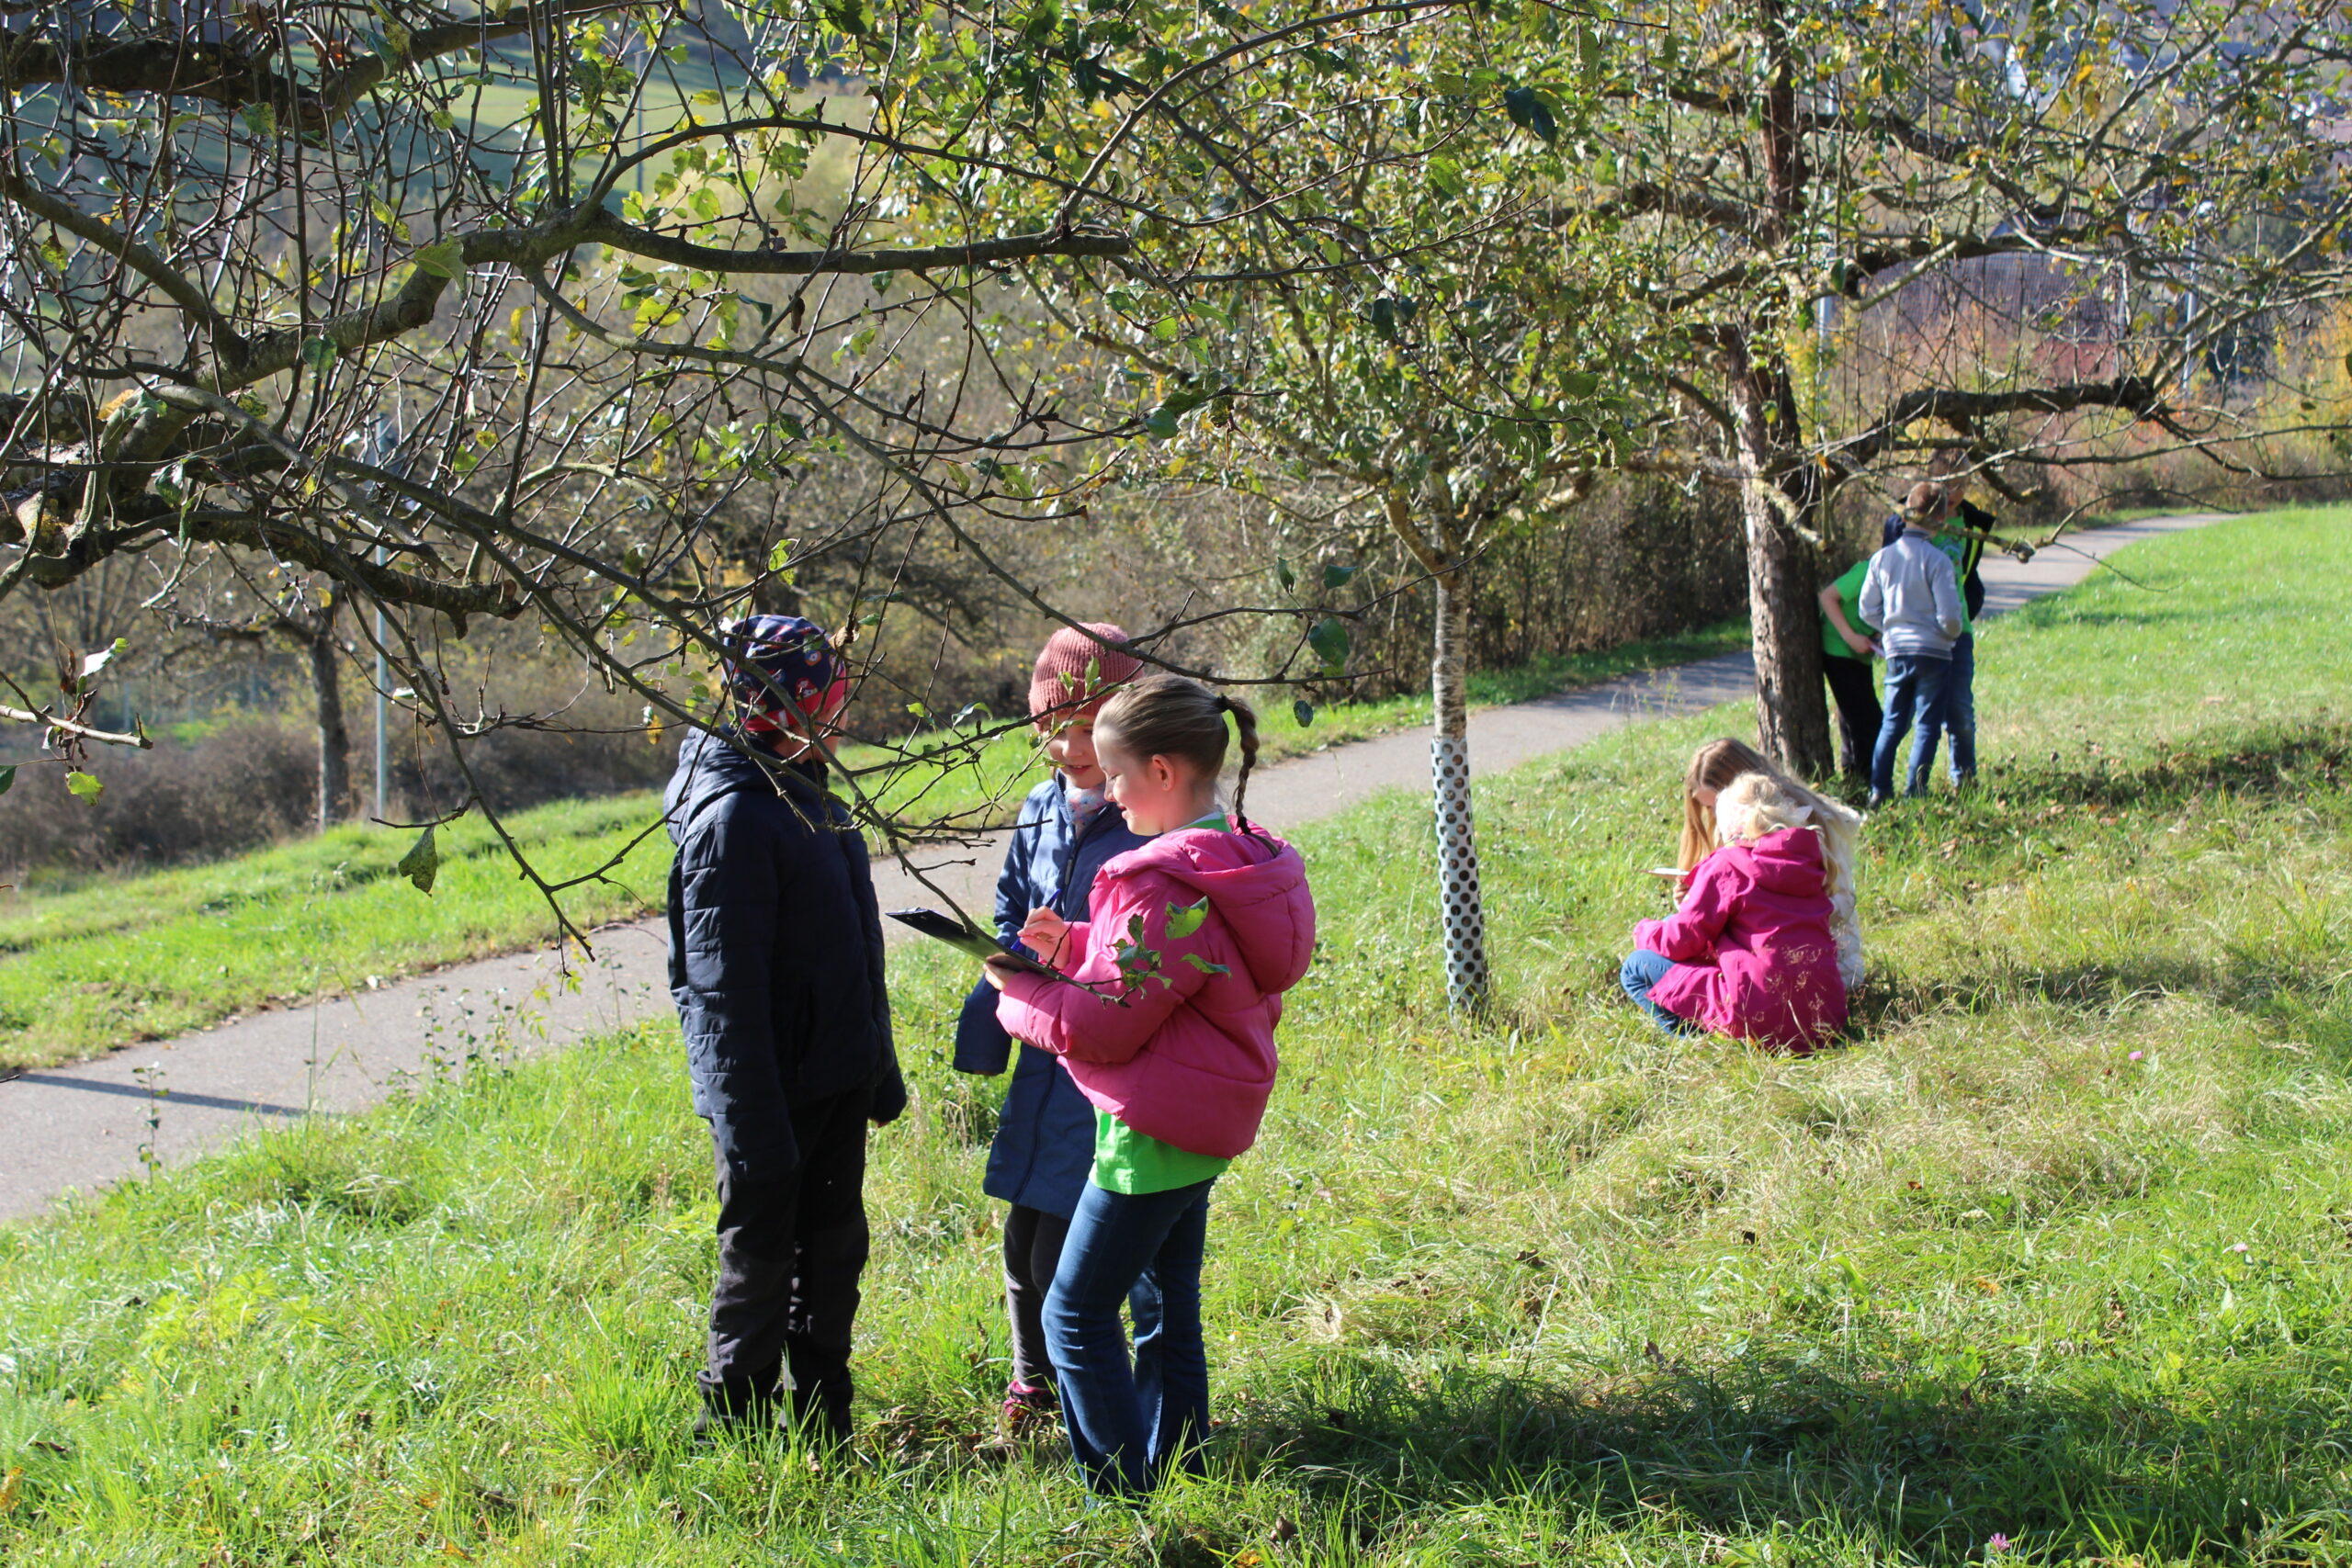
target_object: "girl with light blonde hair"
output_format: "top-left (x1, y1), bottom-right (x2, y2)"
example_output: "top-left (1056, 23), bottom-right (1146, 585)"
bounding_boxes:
top-left (1675, 739), bottom-right (1866, 991)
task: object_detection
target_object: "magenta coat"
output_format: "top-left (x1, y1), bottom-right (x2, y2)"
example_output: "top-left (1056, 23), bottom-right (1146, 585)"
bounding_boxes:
top-left (1635, 826), bottom-right (1848, 1052)
top-left (996, 825), bottom-right (1316, 1159)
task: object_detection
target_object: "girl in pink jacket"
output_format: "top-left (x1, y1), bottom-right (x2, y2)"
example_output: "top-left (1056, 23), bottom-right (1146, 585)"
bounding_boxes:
top-left (1622, 771), bottom-right (1849, 1052)
top-left (983, 674), bottom-right (1315, 1495)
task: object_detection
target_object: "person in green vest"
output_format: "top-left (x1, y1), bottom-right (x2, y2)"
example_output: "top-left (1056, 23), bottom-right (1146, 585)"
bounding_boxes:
top-left (1817, 553), bottom-right (1882, 781)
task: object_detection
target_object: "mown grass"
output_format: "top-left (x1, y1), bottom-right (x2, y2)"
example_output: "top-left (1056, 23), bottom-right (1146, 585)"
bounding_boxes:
top-left (0, 616), bottom-right (1748, 1072)
top-left (6, 512), bottom-right (2346, 1565)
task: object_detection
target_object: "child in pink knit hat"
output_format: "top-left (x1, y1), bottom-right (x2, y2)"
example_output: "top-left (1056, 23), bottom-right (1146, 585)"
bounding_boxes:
top-left (953, 622), bottom-right (1149, 1444)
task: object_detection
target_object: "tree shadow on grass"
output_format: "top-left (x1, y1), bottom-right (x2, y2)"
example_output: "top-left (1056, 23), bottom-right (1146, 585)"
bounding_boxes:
top-left (1974, 723), bottom-right (2352, 814)
top-left (1225, 1355), bottom-right (2352, 1564)
top-left (1857, 953), bottom-right (2345, 1049)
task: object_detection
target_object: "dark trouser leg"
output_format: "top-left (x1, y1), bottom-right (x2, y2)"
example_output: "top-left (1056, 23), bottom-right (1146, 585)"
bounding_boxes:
top-left (1044, 1179), bottom-right (1217, 1495)
top-left (1871, 656), bottom-right (1951, 801)
top-left (1943, 632), bottom-right (1976, 784)
top-left (1003, 1203), bottom-right (1070, 1391)
top-left (779, 1085), bottom-right (872, 1441)
top-left (1130, 1191), bottom-right (1210, 1482)
top-left (1901, 656), bottom-right (1954, 797)
top-left (700, 1085), bottom-right (873, 1439)
top-left (1822, 655), bottom-right (1883, 780)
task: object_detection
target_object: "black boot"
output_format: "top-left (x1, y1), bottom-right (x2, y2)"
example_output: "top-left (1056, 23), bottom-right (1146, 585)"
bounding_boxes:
top-left (692, 1367), bottom-right (784, 1446)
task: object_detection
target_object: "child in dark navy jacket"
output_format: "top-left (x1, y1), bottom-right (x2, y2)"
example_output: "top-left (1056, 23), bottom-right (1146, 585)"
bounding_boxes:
top-left (665, 616), bottom-right (906, 1445)
top-left (955, 623), bottom-right (1148, 1438)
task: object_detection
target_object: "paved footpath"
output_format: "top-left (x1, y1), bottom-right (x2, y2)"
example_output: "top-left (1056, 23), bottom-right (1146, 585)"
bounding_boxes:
top-left (0, 513), bottom-right (2227, 1222)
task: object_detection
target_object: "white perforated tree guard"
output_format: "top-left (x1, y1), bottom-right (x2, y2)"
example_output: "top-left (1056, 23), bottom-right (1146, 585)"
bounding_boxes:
top-left (1430, 735), bottom-right (1489, 1013)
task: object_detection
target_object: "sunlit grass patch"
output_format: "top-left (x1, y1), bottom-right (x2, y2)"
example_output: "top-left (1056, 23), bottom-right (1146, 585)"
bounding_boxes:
top-left (4, 512), bottom-right (2352, 1562)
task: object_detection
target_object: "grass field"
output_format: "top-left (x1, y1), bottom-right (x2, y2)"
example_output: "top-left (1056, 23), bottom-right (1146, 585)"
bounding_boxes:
top-left (0, 617), bottom-right (1748, 1072)
top-left (3, 512), bottom-right (2347, 1565)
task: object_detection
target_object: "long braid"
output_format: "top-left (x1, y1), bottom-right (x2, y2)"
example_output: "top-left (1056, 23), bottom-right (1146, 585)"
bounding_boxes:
top-left (1217, 694), bottom-right (1262, 835)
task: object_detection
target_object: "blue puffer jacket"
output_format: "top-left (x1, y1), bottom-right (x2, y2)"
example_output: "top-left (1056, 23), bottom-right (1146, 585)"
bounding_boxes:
top-left (954, 775), bottom-right (1148, 1218)
top-left (665, 729), bottom-right (905, 1179)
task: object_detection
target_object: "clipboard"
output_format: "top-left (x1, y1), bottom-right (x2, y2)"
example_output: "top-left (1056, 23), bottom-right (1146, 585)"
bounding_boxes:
top-left (886, 908), bottom-right (1057, 976)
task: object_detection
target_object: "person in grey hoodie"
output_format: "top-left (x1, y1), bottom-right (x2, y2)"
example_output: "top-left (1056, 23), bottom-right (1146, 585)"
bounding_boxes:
top-left (1860, 483), bottom-right (1965, 806)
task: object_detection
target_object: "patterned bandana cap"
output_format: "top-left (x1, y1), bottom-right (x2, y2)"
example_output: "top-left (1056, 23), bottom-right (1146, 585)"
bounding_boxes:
top-left (721, 615), bottom-right (849, 742)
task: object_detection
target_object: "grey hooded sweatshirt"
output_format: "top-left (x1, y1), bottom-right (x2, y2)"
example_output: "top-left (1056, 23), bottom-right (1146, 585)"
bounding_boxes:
top-left (1860, 529), bottom-right (1964, 660)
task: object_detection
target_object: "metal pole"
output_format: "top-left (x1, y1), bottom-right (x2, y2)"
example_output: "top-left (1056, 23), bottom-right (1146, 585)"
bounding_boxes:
top-left (373, 547), bottom-right (387, 820)
top-left (1430, 735), bottom-right (1488, 1013)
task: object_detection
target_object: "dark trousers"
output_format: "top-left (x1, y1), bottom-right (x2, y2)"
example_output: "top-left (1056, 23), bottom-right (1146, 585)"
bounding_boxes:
top-left (1943, 632), bottom-right (1977, 783)
top-left (702, 1083), bottom-right (873, 1438)
top-left (1871, 653), bottom-right (1954, 800)
top-left (1821, 654), bottom-right (1883, 779)
top-left (1003, 1203), bottom-right (1072, 1389)
top-left (1044, 1179), bottom-right (1210, 1495)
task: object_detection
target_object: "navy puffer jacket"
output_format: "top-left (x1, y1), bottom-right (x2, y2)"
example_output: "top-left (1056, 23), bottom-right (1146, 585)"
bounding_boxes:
top-left (665, 729), bottom-right (905, 1179)
top-left (954, 776), bottom-right (1148, 1218)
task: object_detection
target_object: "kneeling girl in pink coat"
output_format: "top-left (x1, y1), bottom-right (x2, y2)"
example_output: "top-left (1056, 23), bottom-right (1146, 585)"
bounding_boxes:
top-left (982, 674), bottom-right (1316, 1495)
top-left (1621, 771), bottom-right (1849, 1052)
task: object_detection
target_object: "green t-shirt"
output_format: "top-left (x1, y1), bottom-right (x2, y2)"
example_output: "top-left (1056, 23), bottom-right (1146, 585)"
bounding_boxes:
top-left (1089, 806), bottom-right (1238, 1195)
top-left (1819, 559), bottom-right (1878, 661)
top-left (1092, 1109), bottom-right (1232, 1194)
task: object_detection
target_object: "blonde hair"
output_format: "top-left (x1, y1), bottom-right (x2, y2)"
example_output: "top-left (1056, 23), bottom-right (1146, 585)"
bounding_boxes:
top-left (1094, 674), bottom-right (1263, 832)
top-left (1714, 772), bottom-right (1814, 845)
top-left (1677, 738), bottom-right (1869, 989)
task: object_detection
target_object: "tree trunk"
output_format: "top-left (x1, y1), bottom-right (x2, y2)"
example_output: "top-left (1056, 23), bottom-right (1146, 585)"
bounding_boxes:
top-left (1429, 563), bottom-right (1489, 1014)
top-left (1724, 344), bottom-right (1836, 778)
top-left (308, 618), bottom-right (352, 830)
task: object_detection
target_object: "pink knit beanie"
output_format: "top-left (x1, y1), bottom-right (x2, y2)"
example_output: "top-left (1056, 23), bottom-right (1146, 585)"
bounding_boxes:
top-left (1028, 622), bottom-right (1144, 721)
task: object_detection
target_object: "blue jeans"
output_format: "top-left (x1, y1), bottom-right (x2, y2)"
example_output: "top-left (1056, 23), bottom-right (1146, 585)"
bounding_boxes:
top-left (1045, 1179), bottom-right (1213, 1495)
top-left (1871, 653), bottom-right (1954, 800)
top-left (1942, 633), bottom-right (1976, 784)
top-left (1620, 949), bottom-right (1697, 1035)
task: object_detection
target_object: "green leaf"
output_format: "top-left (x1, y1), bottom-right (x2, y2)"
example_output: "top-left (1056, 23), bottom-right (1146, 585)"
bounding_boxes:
top-left (241, 102), bottom-right (276, 138)
top-left (1503, 85), bottom-right (1558, 145)
top-left (1177, 953), bottom-right (1230, 976)
top-left (1292, 699), bottom-right (1315, 729)
top-left (821, 0), bottom-right (870, 33)
top-left (0, 763), bottom-right (15, 798)
top-left (1575, 23), bottom-right (1604, 80)
top-left (1164, 897), bottom-right (1209, 939)
top-left (65, 771), bottom-right (102, 800)
top-left (300, 336), bottom-right (338, 372)
top-left (1142, 384), bottom-right (1215, 441)
top-left (397, 824), bottom-right (441, 895)
top-left (413, 238), bottom-right (465, 279)
top-left (1320, 561), bottom-right (1358, 591)
top-left (1428, 157), bottom-right (1468, 199)
top-left (1306, 615), bottom-right (1350, 674)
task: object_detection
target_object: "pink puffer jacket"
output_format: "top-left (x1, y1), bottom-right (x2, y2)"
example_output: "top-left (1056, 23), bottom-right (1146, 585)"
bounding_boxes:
top-left (996, 826), bottom-right (1315, 1158)
top-left (1635, 826), bottom-right (1848, 1052)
